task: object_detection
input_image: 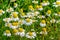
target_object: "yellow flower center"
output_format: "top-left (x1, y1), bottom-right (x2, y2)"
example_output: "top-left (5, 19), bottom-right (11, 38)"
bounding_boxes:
top-left (39, 5), bottom-right (42, 8)
top-left (29, 5), bottom-right (33, 9)
top-left (36, 5), bottom-right (39, 9)
top-left (41, 20), bottom-right (46, 24)
top-left (56, 1), bottom-right (60, 5)
top-left (47, 10), bottom-right (51, 14)
top-left (0, 10), bottom-right (3, 13)
top-left (13, 12), bottom-right (18, 18)
top-left (29, 32), bottom-right (33, 36)
top-left (26, 18), bottom-right (31, 22)
top-left (19, 28), bottom-right (24, 32)
top-left (42, 28), bottom-right (46, 32)
top-left (13, 29), bottom-right (18, 33)
top-left (12, 22), bottom-right (18, 26)
top-left (6, 30), bottom-right (10, 34)
top-left (21, 13), bottom-right (25, 16)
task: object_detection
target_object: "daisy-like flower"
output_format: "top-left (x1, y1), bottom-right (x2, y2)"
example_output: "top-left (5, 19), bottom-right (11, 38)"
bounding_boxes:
top-left (32, 0), bottom-right (38, 4)
top-left (13, 29), bottom-right (19, 35)
top-left (26, 31), bottom-right (36, 39)
top-left (14, 3), bottom-right (18, 8)
top-left (36, 5), bottom-right (43, 11)
top-left (40, 28), bottom-right (47, 35)
top-left (38, 5), bottom-right (43, 11)
top-left (50, 19), bottom-right (56, 23)
top-left (10, 0), bottom-right (16, 2)
top-left (11, 12), bottom-right (19, 21)
top-left (37, 15), bottom-right (45, 19)
top-left (54, 12), bottom-right (60, 16)
top-left (53, 0), bottom-right (60, 7)
top-left (5, 23), bottom-right (11, 27)
top-left (10, 22), bottom-right (19, 29)
top-left (0, 9), bottom-right (5, 16)
top-left (4, 30), bottom-right (11, 37)
top-left (29, 5), bottom-right (34, 11)
top-left (18, 28), bottom-right (25, 37)
top-left (46, 10), bottom-right (51, 16)
top-left (40, 20), bottom-right (46, 27)
top-left (3, 18), bottom-right (12, 23)
top-left (33, 11), bottom-right (39, 16)
top-left (27, 12), bottom-right (34, 18)
top-left (41, 1), bottom-right (50, 6)
top-left (6, 7), bottom-right (14, 13)
top-left (20, 12), bottom-right (27, 18)
top-left (23, 18), bottom-right (33, 26)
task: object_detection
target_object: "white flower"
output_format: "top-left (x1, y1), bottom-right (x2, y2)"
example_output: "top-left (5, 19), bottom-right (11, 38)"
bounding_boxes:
top-left (32, 1), bottom-right (38, 4)
top-left (50, 19), bottom-right (56, 23)
top-left (23, 18), bottom-right (33, 26)
top-left (54, 12), bottom-right (60, 16)
top-left (3, 18), bottom-right (12, 23)
top-left (0, 9), bottom-right (5, 16)
top-left (46, 10), bottom-right (51, 16)
top-left (18, 28), bottom-right (25, 37)
top-left (10, 22), bottom-right (19, 29)
top-left (6, 7), bottom-right (14, 13)
top-left (41, 1), bottom-right (50, 6)
top-left (26, 32), bottom-right (36, 39)
top-left (3, 30), bottom-right (11, 37)
top-left (27, 12), bottom-right (34, 18)
top-left (11, 12), bottom-right (19, 21)
top-left (13, 29), bottom-right (19, 35)
top-left (53, 1), bottom-right (60, 7)
top-left (20, 13), bottom-right (27, 18)
top-left (14, 3), bottom-right (18, 8)
top-left (38, 5), bottom-right (43, 11)
top-left (37, 15), bottom-right (45, 19)
top-left (33, 11), bottom-right (39, 16)
top-left (40, 20), bottom-right (46, 27)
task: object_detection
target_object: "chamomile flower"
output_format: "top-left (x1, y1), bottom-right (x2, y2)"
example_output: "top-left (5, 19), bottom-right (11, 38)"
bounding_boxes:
top-left (33, 11), bottom-right (39, 16)
top-left (13, 29), bottom-right (19, 35)
top-left (3, 18), bottom-right (12, 23)
top-left (0, 9), bottom-right (5, 16)
top-left (11, 12), bottom-right (19, 21)
top-left (20, 12), bottom-right (27, 18)
top-left (6, 7), bottom-right (14, 13)
top-left (54, 12), bottom-right (60, 16)
top-left (40, 28), bottom-right (47, 35)
top-left (26, 32), bottom-right (36, 39)
top-left (23, 18), bottom-right (33, 26)
top-left (18, 28), bottom-right (25, 37)
top-left (50, 19), bottom-right (56, 23)
top-left (5, 23), bottom-right (11, 27)
top-left (46, 10), bottom-right (51, 16)
top-left (14, 3), bottom-right (18, 8)
top-left (41, 1), bottom-right (50, 6)
top-left (10, 22), bottom-right (19, 29)
top-left (4, 30), bottom-right (11, 37)
top-left (29, 5), bottom-right (34, 11)
top-left (27, 12), bottom-right (34, 18)
top-left (53, 0), bottom-right (60, 7)
top-left (40, 20), bottom-right (46, 27)
top-left (32, 0), bottom-right (38, 4)
top-left (37, 15), bottom-right (45, 19)
top-left (38, 5), bottom-right (43, 11)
